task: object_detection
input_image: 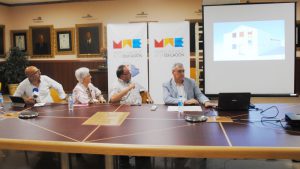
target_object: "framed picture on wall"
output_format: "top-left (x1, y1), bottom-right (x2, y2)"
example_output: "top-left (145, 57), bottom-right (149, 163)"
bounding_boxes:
top-left (55, 28), bottom-right (75, 55)
top-left (0, 25), bottom-right (5, 58)
top-left (29, 25), bottom-right (54, 58)
top-left (10, 30), bottom-right (28, 53)
top-left (76, 23), bottom-right (102, 58)
top-left (296, 23), bottom-right (300, 48)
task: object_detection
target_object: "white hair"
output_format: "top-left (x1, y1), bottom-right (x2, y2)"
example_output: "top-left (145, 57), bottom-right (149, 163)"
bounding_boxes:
top-left (172, 63), bottom-right (184, 71)
top-left (75, 67), bottom-right (90, 83)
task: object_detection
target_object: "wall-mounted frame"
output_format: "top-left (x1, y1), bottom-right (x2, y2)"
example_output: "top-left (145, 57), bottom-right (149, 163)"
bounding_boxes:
top-left (76, 23), bottom-right (102, 58)
top-left (296, 22), bottom-right (300, 49)
top-left (0, 25), bottom-right (5, 58)
top-left (10, 30), bottom-right (28, 53)
top-left (54, 28), bottom-right (75, 55)
top-left (29, 25), bottom-right (54, 58)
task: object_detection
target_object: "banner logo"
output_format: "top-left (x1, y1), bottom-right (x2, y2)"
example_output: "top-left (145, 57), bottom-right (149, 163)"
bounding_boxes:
top-left (154, 37), bottom-right (184, 48)
top-left (113, 39), bottom-right (142, 49)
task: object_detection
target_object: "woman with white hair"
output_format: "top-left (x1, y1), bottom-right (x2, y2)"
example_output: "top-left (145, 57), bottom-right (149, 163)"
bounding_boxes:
top-left (73, 67), bottom-right (106, 104)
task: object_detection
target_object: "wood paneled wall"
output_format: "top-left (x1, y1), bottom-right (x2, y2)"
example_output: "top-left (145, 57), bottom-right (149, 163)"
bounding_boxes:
top-left (1, 58), bottom-right (300, 95)
top-left (29, 60), bottom-right (107, 94)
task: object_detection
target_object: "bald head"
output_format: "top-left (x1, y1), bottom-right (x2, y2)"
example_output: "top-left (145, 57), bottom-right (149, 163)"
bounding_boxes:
top-left (25, 66), bottom-right (39, 77)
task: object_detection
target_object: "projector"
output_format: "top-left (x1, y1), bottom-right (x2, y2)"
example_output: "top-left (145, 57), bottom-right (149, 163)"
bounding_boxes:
top-left (285, 112), bottom-right (300, 128)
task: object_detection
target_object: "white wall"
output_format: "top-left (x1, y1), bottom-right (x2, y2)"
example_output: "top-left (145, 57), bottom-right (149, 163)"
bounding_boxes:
top-left (0, 0), bottom-right (201, 60)
top-left (1, 0), bottom-right (300, 61)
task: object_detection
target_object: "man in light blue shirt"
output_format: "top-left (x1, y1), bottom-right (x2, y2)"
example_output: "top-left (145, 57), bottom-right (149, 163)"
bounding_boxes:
top-left (163, 63), bottom-right (216, 107)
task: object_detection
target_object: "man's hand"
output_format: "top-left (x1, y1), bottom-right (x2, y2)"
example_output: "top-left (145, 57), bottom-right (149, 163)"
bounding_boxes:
top-left (128, 83), bottom-right (135, 91)
top-left (24, 97), bottom-right (35, 104)
top-left (204, 101), bottom-right (218, 108)
top-left (146, 98), bottom-right (153, 104)
top-left (99, 97), bottom-right (106, 103)
top-left (184, 99), bottom-right (199, 105)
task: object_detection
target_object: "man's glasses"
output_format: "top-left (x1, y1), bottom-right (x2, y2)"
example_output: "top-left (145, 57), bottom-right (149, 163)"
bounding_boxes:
top-left (176, 70), bottom-right (185, 73)
top-left (122, 72), bottom-right (131, 76)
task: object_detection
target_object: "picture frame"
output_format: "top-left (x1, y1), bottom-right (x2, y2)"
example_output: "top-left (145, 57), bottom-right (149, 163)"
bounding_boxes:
top-left (76, 23), bottom-right (102, 58)
top-left (55, 28), bottom-right (75, 55)
top-left (296, 23), bottom-right (300, 48)
top-left (29, 25), bottom-right (54, 58)
top-left (10, 30), bottom-right (28, 53)
top-left (0, 25), bottom-right (5, 58)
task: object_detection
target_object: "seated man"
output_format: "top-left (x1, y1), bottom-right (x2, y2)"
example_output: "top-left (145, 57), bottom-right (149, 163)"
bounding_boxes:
top-left (110, 64), bottom-right (152, 169)
top-left (14, 66), bottom-right (66, 104)
top-left (73, 67), bottom-right (106, 104)
top-left (163, 63), bottom-right (216, 169)
top-left (109, 64), bottom-right (152, 104)
top-left (163, 63), bottom-right (216, 107)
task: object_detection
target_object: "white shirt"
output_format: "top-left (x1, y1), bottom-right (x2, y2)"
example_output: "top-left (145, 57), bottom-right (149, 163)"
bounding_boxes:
top-left (109, 79), bottom-right (144, 105)
top-left (172, 78), bottom-right (187, 101)
top-left (14, 75), bottom-right (66, 103)
top-left (73, 83), bottom-right (103, 104)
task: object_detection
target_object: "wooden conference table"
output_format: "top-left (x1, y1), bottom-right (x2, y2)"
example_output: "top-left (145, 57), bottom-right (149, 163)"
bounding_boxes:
top-left (0, 103), bottom-right (300, 169)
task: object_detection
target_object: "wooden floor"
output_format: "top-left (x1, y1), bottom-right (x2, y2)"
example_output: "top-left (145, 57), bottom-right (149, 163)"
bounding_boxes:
top-left (1, 151), bottom-right (300, 169)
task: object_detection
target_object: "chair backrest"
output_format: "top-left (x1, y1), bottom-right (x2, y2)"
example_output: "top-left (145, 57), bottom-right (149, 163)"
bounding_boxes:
top-left (140, 91), bottom-right (149, 104)
top-left (50, 88), bottom-right (64, 103)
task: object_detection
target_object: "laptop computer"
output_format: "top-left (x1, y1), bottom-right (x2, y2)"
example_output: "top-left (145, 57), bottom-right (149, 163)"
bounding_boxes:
top-left (9, 96), bottom-right (26, 108)
top-left (217, 93), bottom-right (251, 111)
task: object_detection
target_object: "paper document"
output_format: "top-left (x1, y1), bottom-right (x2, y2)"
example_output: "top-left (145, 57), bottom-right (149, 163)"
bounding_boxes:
top-left (167, 106), bottom-right (202, 112)
top-left (74, 104), bottom-right (89, 107)
top-left (34, 103), bottom-right (46, 107)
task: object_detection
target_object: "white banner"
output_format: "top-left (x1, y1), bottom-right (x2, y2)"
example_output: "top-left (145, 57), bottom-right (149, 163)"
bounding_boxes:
top-left (149, 22), bottom-right (190, 104)
top-left (107, 23), bottom-right (148, 98)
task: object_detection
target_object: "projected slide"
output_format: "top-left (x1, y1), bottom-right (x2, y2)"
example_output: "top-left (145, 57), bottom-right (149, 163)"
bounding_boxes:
top-left (214, 20), bottom-right (285, 61)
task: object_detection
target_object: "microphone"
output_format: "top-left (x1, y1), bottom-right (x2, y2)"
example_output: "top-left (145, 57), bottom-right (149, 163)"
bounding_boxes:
top-left (32, 88), bottom-right (39, 102)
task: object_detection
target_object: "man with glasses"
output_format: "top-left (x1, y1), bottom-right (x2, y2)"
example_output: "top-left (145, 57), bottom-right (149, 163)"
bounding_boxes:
top-left (109, 64), bottom-right (152, 169)
top-left (163, 63), bottom-right (216, 107)
top-left (109, 64), bottom-right (152, 105)
top-left (163, 63), bottom-right (217, 169)
top-left (14, 66), bottom-right (66, 104)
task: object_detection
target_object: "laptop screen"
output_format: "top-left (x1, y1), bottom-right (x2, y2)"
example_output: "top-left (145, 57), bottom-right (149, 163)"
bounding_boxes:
top-left (9, 96), bottom-right (26, 104)
top-left (218, 93), bottom-right (251, 111)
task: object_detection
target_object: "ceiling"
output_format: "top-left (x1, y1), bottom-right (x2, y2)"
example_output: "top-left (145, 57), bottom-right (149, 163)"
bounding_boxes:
top-left (0, 0), bottom-right (68, 4)
top-left (0, 0), bottom-right (295, 6)
top-left (0, 0), bottom-right (109, 6)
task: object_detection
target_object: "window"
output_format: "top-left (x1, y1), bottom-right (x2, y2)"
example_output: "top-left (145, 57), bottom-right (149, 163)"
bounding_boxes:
top-left (239, 32), bottom-right (244, 37)
top-left (232, 33), bottom-right (236, 38)
top-left (232, 44), bottom-right (237, 49)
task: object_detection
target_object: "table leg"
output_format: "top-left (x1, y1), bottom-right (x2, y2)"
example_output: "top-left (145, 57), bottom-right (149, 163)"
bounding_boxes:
top-left (60, 153), bottom-right (70, 169)
top-left (105, 155), bottom-right (114, 169)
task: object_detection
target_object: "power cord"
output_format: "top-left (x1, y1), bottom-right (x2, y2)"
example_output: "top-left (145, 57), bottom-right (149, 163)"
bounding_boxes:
top-left (248, 103), bottom-right (263, 111)
top-left (259, 106), bottom-right (286, 128)
top-left (234, 106), bottom-right (286, 129)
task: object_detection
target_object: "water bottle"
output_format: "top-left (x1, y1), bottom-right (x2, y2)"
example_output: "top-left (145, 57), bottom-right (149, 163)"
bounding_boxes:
top-left (178, 95), bottom-right (184, 113)
top-left (68, 94), bottom-right (74, 112)
top-left (0, 93), bottom-right (3, 108)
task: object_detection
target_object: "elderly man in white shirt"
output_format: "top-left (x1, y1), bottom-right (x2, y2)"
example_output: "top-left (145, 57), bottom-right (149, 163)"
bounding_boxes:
top-left (109, 65), bottom-right (152, 105)
top-left (14, 66), bottom-right (66, 103)
top-left (73, 67), bottom-right (106, 104)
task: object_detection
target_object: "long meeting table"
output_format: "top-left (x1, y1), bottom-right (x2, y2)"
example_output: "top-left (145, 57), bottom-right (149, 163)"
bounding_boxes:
top-left (0, 103), bottom-right (300, 169)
